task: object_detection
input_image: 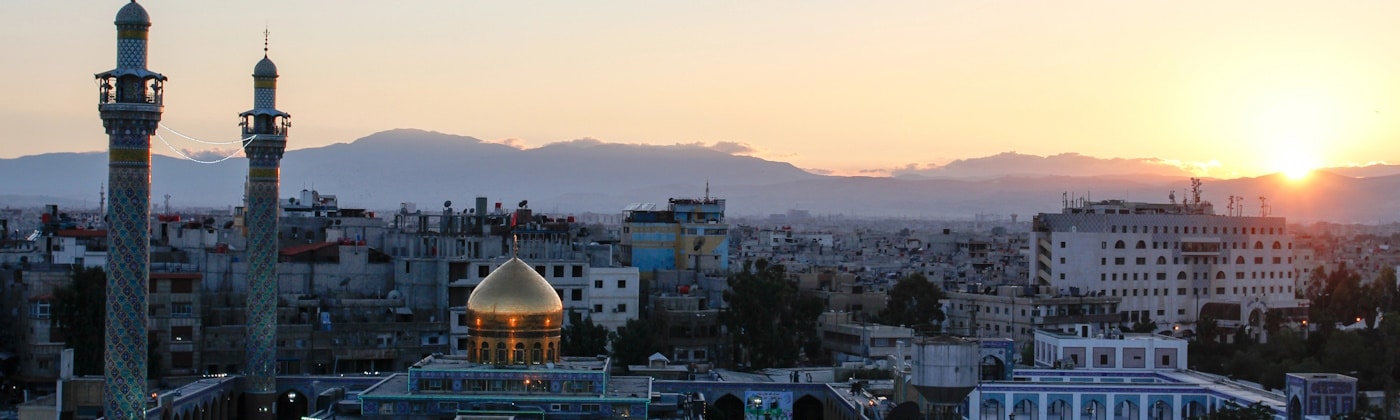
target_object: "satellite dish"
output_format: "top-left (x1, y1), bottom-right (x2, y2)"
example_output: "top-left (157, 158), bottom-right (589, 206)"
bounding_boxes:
top-left (444, 200), bottom-right (452, 208)
top-left (518, 200), bottom-right (529, 208)
top-left (468, 209), bottom-right (475, 214)
top-left (693, 236), bottom-right (706, 251)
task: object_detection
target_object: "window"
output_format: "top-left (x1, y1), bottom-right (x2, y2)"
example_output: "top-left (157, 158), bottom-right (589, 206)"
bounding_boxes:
top-left (1100, 354), bottom-right (1108, 365)
top-left (1161, 355), bottom-right (1171, 366)
top-left (478, 265), bottom-right (489, 278)
top-left (616, 304), bottom-right (627, 313)
top-left (1114, 257), bottom-right (1125, 265)
top-left (1135, 257), bottom-right (1146, 265)
top-left (617, 280), bottom-right (627, 289)
top-left (171, 326), bottom-right (193, 341)
top-left (594, 280), bottom-right (604, 289)
top-left (1114, 240), bottom-right (1126, 249)
top-left (1061, 241), bottom-right (1066, 248)
top-left (172, 303), bottom-right (193, 317)
top-left (572, 265), bottom-right (584, 277)
top-left (553, 265), bottom-right (564, 278)
top-left (572, 289), bottom-right (583, 301)
top-left (31, 301), bottom-right (50, 319)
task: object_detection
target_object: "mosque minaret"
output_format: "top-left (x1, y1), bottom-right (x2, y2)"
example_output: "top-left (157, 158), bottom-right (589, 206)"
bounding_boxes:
top-left (240, 32), bottom-right (291, 418)
top-left (96, 0), bottom-right (165, 417)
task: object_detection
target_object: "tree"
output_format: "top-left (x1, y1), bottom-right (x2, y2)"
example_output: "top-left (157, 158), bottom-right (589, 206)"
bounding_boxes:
top-left (720, 259), bottom-right (823, 369)
top-left (1196, 401), bottom-right (1274, 419)
top-left (53, 266), bottom-right (106, 376)
top-left (560, 316), bottom-right (609, 358)
top-left (609, 318), bottom-right (665, 369)
top-left (875, 273), bottom-right (947, 330)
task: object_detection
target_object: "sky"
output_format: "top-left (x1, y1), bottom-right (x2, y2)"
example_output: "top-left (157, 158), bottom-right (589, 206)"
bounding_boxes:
top-left (5, 1), bottom-right (1400, 178)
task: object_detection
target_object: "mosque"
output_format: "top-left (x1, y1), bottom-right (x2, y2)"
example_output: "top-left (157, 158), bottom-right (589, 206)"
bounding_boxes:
top-left (62, 2), bottom-right (1360, 419)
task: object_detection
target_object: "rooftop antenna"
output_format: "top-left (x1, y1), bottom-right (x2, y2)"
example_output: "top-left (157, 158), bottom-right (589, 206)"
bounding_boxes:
top-left (1169, 190), bottom-right (1176, 206)
top-left (164, 194), bottom-right (171, 215)
top-left (704, 179), bottom-right (710, 202)
top-left (99, 184), bottom-right (106, 214)
top-left (1259, 196), bottom-right (1270, 217)
top-left (1062, 192), bottom-right (1068, 210)
top-left (1227, 195), bottom-right (1234, 216)
top-left (1190, 178), bottom-right (1203, 207)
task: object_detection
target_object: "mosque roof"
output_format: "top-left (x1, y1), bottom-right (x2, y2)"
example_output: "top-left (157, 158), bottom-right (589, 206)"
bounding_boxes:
top-left (467, 258), bottom-right (563, 316)
top-left (115, 1), bottom-right (150, 27)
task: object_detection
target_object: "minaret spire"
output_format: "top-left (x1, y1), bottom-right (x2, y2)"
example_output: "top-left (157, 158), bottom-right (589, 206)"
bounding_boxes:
top-left (97, 0), bottom-right (164, 417)
top-left (241, 31), bottom-right (290, 419)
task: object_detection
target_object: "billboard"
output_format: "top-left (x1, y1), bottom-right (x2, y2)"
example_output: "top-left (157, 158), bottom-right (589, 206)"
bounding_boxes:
top-left (743, 391), bottom-right (793, 420)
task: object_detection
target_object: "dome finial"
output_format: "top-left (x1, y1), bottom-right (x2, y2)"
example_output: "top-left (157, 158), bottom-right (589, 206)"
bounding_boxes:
top-left (262, 26), bottom-right (270, 57)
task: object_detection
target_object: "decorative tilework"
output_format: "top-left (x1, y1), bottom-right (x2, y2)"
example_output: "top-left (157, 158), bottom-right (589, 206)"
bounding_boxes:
top-left (244, 126), bottom-right (286, 396)
top-left (102, 4), bottom-right (160, 416)
top-left (105, 156), bottom-right (151, 418)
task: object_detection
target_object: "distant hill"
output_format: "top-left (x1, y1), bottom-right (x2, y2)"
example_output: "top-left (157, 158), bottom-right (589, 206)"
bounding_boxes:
top-left (1, 130), bottom-right (1398, 223)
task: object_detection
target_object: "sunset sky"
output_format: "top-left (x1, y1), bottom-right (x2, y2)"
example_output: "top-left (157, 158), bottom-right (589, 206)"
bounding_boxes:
top-left (5, 1), bottom-right (1400, 177)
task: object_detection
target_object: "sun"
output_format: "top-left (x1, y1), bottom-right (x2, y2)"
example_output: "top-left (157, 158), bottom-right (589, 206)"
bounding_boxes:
top-left (1271, 150), bottom-right (1319, 181)
top-left (1248, 95), bottom-right (1332, 181)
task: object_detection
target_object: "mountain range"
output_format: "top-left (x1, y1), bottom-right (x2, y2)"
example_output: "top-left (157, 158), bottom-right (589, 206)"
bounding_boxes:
top-left (3, 129), bottom-right (1398, 223)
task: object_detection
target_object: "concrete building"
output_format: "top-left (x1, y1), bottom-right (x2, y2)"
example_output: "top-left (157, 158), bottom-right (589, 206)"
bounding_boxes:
top-left (817, 312), bottom-right (915, 364)
top-left (620, 196), bottom-right (729, 273)
top-left (942, 285), bottom-right (1121, 352)
top-left (1030, 192), bottom-right (1307, 339)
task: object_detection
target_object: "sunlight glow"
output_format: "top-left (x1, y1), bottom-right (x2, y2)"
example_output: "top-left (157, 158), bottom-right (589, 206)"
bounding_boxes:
top-left (1248, 93), bottom-right (1334, 180)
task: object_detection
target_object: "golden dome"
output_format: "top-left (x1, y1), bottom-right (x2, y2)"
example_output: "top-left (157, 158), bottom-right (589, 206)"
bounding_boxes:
top-left (466, 258), bottom-right (563, 317)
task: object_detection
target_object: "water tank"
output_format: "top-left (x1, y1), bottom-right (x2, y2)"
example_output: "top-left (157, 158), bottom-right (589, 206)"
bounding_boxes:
top-left (908, 336), bottom-right (979, 406)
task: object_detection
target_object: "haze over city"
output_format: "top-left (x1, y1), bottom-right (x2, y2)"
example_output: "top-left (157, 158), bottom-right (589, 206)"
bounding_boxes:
top-left (6, 1), bottom-right (1400, 178)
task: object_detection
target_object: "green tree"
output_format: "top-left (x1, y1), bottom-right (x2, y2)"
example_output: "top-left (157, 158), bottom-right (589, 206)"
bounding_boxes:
top-left (720, 259), bottom-right (823, 369)
top-left (1195, 401), bottom-right (1274, 419)
top-left (609, 318), bottom-right (666, 368)
top-left (560, 316), bottom-right (609, 357)
top-left (53, 266), bottom-right (106, 376)
top-left (875, 273), bottom-right (947, 330)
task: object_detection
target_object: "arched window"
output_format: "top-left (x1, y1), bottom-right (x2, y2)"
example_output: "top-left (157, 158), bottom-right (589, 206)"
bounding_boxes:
top-left (514, 343), bottom-right (526, 364)
top-left (1272, 241), bottom-right (1282, 249)
top-left (1216, 271), bottom-right (1226, 279)
top-left (1156, 256), bottom-right (1167, 265)
top-left (1236, 256), bottom-right (1245, 264)
top-left (1177, 271), bottom-right (1187, 280)
top-left (496, 342), bottom-right (506, 363)
top-left (1254, 241), bottom-right (1264, 249)
top-left (1115, 240), bottom-right (1126, 249)
top-left (480, 342), bottom-right (490, 363)
top-left (1136, 240), bottom-right (1147, 249)
top-left (532, 343), bottom-right (543, 364)
top-left (547, 342), bottom-right (556, 362)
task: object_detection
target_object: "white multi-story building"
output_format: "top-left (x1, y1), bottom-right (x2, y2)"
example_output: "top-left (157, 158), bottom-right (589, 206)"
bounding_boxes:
top-left (1030, 198), bottom-right (1307, 339)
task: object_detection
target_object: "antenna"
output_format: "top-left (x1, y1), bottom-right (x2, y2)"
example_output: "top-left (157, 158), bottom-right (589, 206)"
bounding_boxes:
top-left (99, 184), bottom-right (106, 213)
top-left (704, 179), bottom-right (711, 202)
top-left (1259, 196), bottom-right (1270, 217)
top-left (164, 194), bottom-right (171, 215)
top-left (1168, 190), bottom-right (1176, 206)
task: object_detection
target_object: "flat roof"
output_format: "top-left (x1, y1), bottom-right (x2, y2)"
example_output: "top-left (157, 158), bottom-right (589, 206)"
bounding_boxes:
top-left (411, 355), bottom-right (610, 372)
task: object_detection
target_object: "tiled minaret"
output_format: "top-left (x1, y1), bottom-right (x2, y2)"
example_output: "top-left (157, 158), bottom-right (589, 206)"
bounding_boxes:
top-left (95, 1), bottom-right (165, 417)
top-left (241, 32), bottom-right (290, 418)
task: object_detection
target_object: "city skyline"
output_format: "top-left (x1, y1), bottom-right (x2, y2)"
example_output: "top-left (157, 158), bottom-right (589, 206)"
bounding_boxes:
top-left (5, 1), bottom-right (1400, 178)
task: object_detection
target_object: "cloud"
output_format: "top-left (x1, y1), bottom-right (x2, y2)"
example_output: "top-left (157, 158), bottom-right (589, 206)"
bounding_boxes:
top-left (180, 148), bottom-right (243, 162)
top-left (706, 141), bottom-right (756, 155)
top-left (888, 152), bottom-right (1212, 179)
top-left (494, 138), bottom-right (527, 149)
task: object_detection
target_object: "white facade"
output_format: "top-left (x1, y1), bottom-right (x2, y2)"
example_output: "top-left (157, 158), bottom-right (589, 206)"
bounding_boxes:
top-left (585, 266), bottom-right (641, 332)
top-left (1032, 329), bottom-right (1187, 370)
top-left (1030, 200), bottom-right (1306, 337)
